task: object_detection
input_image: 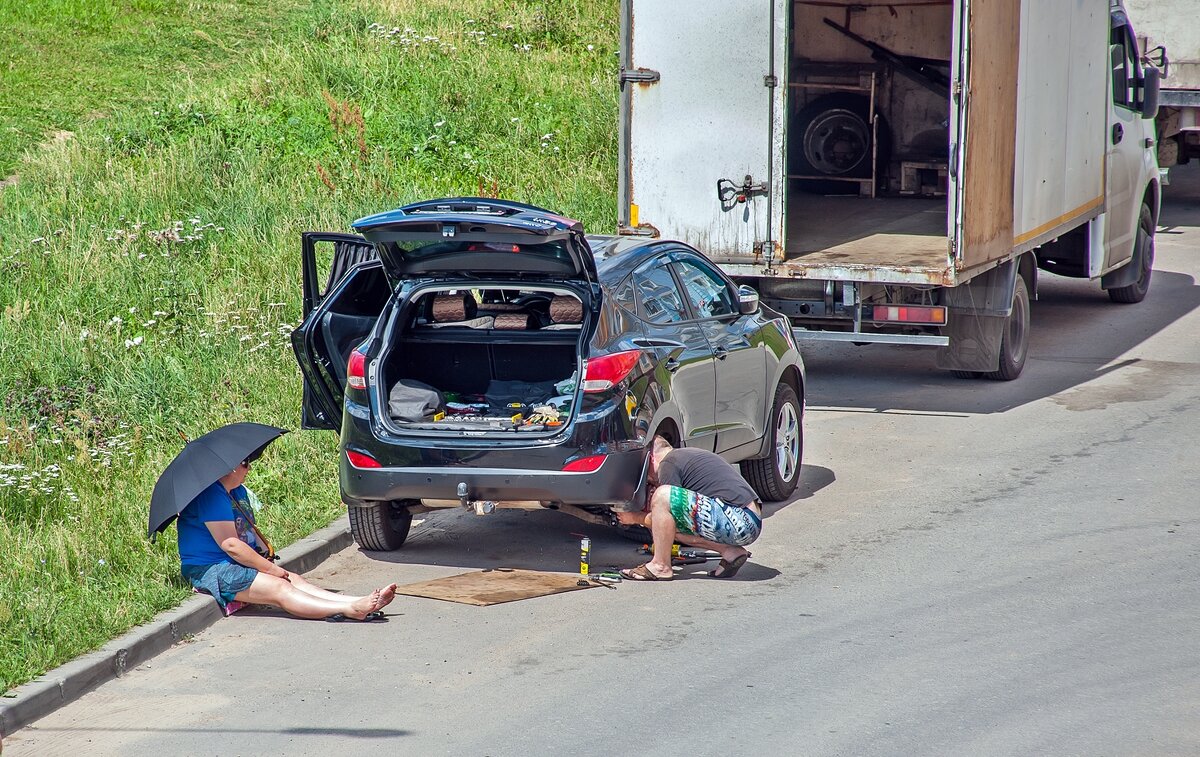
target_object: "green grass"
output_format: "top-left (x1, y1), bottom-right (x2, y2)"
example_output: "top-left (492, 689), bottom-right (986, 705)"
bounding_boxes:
top-left (0, 0), bottom-right (618, 693)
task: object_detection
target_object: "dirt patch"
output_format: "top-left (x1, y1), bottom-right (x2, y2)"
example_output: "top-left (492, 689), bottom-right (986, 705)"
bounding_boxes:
top-left (1, 131), bottom-right (74, 191)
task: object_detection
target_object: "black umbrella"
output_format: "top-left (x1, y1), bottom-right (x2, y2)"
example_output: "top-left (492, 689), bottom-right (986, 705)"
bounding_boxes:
top-left (148, 422), bottom-right (288, 541)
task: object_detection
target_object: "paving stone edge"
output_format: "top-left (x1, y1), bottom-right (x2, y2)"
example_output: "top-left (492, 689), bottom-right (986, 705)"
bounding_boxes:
top-left (0, 515), bottom-right (352, 740)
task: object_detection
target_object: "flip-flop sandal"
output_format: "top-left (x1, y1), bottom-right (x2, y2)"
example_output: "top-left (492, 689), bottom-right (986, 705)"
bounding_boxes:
top-left (325, 610), bottom-right (385, 622)
top-left (619, 563), bottom-right (673, 581)
top-left (708, 553), bottom-right (750, 578)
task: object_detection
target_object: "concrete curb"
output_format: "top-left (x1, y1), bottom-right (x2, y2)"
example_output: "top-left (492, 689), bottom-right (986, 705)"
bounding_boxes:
top-left (0, 515), bottom-right (353, 739)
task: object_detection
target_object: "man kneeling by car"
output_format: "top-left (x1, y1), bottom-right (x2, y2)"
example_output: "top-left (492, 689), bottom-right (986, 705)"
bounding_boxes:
top-left (617, 436), bottom-right (762, 581)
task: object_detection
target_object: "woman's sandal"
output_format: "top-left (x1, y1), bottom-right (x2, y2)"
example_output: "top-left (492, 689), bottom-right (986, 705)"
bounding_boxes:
top-left (325, 610), bottom-right (385, 622)
top-left (708, 553), bottom-right (750, 578)
top-left (619, 563), bottom-right (673, 581)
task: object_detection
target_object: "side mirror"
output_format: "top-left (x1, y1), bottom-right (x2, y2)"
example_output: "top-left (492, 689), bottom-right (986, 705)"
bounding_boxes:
top-left (1141, 66), bottom-right (1161, 119)
top-left (737, 284), bottom-right (760, 315)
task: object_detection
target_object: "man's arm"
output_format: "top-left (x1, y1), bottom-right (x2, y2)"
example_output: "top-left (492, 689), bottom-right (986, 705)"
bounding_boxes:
top-left (205, 521), bottom-right (288, 578)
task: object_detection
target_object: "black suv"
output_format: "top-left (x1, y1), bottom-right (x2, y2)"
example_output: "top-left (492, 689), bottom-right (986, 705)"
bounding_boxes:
top-left (292, 198), bottom-right (805, 550)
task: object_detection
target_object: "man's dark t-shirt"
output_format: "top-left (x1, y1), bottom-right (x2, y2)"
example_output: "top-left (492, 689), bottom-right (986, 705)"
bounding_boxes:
top-left (657, 447), bottom-right (759, 507)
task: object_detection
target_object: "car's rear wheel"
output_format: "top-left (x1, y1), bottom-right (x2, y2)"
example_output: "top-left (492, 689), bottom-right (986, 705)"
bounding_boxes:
top-left (740, 382), bottom-right (803, 502)
top-left (348, 500), bottom-right (413, 551)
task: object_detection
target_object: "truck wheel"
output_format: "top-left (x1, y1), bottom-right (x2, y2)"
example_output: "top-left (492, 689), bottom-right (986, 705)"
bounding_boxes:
top-left (740, 382), bottom-right (802, 501)
top-left (1108, 205), bottom-right (1154, 304)
top-left (789, 94), bottom-right (884, 178)
top-left (347, 500), bottom-right (413, 551)
top-left (984, 274), bottom-right (1030, 381)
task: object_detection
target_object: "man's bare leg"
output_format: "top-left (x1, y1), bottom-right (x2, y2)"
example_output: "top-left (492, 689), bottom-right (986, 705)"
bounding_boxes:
top-left (644, 487), bottom-right (677, 578)
top-left (236, 574), bottom-right (393, 620)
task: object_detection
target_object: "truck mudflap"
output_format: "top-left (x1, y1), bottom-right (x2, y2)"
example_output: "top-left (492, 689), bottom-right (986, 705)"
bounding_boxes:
top-left (934, 258), bottom-right (1022, 373)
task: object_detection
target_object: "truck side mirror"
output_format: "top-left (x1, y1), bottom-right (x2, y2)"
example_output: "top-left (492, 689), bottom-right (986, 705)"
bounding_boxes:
top-left (1141, 66), bottom-right (1161, 119)
top-left (737, 284), bottom-right (760, 315)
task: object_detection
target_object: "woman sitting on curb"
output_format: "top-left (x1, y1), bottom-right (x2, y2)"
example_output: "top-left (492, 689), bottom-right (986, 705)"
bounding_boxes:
top-left (177, 457), bottom-right (396, 620)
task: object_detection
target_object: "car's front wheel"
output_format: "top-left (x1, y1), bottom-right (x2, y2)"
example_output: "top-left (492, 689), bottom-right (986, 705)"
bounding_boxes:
top-left (740, 382), bottom-right (802, 502)
top-left (348, 500), bottom-right (413, 551)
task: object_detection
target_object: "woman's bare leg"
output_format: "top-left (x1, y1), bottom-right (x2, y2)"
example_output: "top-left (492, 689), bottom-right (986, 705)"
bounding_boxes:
top-left (285, 573), bottom-right (398, 607)
top-left (285, 572), bottom-right (363, 602)
top-left (235, 573), bottom-right (386, 620)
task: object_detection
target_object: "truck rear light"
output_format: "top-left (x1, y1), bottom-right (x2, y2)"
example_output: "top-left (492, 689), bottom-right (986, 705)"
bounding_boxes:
top-left (870, 305), bottom-right (947, 325)
top-left (346, 449), bottom-right (381, 469)
top-left (562, 454), bottom-right (607, 473)
top-left (347, 349), bottom-right (367, 390)
top-left (582, 350), bottom-right (641, 393)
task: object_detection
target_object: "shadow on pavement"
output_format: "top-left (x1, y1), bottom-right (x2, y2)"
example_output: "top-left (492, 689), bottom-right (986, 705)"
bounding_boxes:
top-left (357, 502), bottom-right (786, 584)
top-left (24, 726), bottom-right (410, 738)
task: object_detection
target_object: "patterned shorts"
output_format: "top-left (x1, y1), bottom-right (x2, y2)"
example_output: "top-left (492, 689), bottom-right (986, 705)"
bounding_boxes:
top-left (663, 485), bottom-right (762, 547)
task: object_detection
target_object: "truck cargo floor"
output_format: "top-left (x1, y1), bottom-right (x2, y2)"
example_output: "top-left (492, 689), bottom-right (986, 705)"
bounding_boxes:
top-left (784, 194), bottom-right (950, 279)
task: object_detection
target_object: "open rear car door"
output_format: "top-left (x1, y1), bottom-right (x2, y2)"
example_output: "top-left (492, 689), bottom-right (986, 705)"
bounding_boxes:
top-left (292, 233), bottom-right (383, 430)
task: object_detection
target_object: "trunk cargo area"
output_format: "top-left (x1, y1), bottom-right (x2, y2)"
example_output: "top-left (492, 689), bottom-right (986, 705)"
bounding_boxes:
top-left (378, 287), bottom-right (585, 435)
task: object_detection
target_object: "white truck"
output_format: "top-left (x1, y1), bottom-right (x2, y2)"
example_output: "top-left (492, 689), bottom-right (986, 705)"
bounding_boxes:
top-left (1126, 0), bottom-right (1200, 174)
top-left (617, 0), bottom-right (1162, 379)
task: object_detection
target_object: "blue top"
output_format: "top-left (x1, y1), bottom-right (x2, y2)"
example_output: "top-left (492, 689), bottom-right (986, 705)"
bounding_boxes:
top-left (177, 481), bottom-right (255, 568)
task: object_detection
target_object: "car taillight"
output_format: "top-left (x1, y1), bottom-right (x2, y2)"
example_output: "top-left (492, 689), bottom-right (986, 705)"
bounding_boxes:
top-left (347, 350), bottom-right (367, 390)
top-left (562, 454), bottom-right (607, 473)
top-left (346, 449), bottom-right (381, 469)
top-left (582, 350), bottom-right (641, 393)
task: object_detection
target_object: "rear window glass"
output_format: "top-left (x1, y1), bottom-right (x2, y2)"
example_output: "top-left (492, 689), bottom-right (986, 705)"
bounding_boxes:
top-left (392, 238), bottom-right (575, 267)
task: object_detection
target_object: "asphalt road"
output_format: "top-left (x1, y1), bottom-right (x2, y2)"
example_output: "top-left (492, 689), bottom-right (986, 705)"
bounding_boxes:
top-left (8, 168), bottom-right (1200, 757)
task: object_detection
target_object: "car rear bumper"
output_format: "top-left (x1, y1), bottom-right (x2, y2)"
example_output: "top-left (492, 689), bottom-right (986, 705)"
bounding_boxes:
top-left (339, 448), bottom-right (649, 510)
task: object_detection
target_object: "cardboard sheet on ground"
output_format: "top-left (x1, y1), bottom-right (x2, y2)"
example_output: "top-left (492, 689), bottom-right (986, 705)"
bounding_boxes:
top-left (394, 568), bottom-right (598, 606)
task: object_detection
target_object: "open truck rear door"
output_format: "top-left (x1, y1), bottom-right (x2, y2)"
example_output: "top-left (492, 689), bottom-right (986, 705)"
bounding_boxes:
top-left (618, 0), bottom-right (787, 265)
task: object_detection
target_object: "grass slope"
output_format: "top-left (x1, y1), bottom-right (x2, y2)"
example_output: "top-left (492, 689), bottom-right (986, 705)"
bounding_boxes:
top-left (0, 0), bottom-right (617, 693)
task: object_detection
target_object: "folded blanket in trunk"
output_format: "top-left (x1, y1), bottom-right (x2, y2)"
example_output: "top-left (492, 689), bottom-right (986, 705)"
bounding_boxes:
top-left (388, 379), bottom-right (444, 421)
top-left (485, 379), bottom-right (559, 411)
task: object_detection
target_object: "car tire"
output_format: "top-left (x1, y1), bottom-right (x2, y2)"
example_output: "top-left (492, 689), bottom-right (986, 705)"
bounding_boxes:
top-left (740, 382), bottom-right (803, 502)
top-left (1108, 204), bottom-right (1154, 304)
top-left (983, 274), bottom-right (1030, 381)
top-left (347, 500), bottom-right (413, 551)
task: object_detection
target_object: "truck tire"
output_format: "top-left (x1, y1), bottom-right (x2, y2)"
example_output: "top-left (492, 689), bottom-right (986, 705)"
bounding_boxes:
top-left (348, 500), bottom-right (413, 551)
top-left (984, 274), bottom-right (1030, 381)
top-left (740, 382), bottom-right (803, 501)
top-left (1108, 204), bottom-right (1154, 304)
top-left (789, 94), bottom-right (885, 178)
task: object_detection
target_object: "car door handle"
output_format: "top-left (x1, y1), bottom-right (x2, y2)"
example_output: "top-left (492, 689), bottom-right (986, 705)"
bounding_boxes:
top-left (664, 357), bottom-right (681, 373)
top-left (632, 337), bottom-right (685, 349)
top-left (713, 346), bottom-right (729, 360)
top-left (1112, 123), bottom-right (1124, 145)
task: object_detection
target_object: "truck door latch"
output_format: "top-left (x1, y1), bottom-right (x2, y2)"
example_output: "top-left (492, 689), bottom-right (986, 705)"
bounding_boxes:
top-left (717, 175), bottom-right (768, 210)
top-left (619, 67), bottom-right (661, 88)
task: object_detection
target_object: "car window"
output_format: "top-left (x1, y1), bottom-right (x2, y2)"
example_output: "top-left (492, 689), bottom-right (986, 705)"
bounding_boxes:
top-left (1110, 25), bottom-right (1138, 111)
top-left (672, 258), bottom-right (736, 319)
top-left (610, 275), bottom-right (637, 315)
top-left (633, 265), bottom-right (687, 324)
